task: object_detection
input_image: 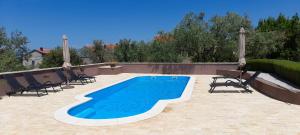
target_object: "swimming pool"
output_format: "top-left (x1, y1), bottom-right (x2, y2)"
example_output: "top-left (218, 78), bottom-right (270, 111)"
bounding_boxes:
top-left (55, 75), bottom-right (195, 126)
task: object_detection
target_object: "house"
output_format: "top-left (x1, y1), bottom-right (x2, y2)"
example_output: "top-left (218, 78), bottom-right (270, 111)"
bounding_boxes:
top-left (23, 47), bottom-right (51, 69)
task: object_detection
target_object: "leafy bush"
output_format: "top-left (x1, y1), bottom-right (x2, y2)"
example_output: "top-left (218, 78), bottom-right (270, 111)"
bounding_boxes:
top-left (246, 59), bottom-right (300, 86)
top-left (0, 50), bottom-right (27, 72)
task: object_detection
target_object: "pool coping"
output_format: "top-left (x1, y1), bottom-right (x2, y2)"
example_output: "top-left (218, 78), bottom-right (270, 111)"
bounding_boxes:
top-left (54, 75), bottom-right (196, 126)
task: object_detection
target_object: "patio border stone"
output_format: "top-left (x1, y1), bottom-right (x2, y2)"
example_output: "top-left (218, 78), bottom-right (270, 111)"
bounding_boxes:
top-left (217, 70), bottom-right (300, 105)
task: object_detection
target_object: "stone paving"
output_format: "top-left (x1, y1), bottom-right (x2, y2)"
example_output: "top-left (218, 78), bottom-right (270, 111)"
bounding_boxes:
top-left (1, 73), bottom-right (300, 135)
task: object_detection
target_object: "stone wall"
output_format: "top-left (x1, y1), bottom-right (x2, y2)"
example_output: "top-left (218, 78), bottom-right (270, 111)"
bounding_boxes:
top-left (0, 63), bottom-right (237, 96)
top-left (118, 63), bottom-right (237, 74)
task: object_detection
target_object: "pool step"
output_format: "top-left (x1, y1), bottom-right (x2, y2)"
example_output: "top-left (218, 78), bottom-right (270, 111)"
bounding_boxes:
top-left (74, 108), bottom-right (96, 118)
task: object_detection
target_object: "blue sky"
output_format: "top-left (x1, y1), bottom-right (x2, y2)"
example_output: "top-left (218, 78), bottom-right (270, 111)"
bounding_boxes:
top-left (0, 0), bottom-right (299, 49)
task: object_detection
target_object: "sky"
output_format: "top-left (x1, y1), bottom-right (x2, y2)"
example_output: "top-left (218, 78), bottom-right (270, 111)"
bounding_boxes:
top-left (0, 0), bottom-right (299, 49)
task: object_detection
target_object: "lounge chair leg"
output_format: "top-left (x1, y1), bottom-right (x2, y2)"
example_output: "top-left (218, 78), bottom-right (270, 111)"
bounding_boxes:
top-left (60, 85), bottom-right (63, 91)
top-left (243, 86), bottom-right (252, 93)
top-left (44, 88), bottom-right (48, 95)
top-left (52, 86), bottom-right (57, 92)
top-left (80, 80), bottom-right (84, 85)
top-left (209, 85), bottom-right (216, 93)
top-left (36, 89), bottom-right (40, 97)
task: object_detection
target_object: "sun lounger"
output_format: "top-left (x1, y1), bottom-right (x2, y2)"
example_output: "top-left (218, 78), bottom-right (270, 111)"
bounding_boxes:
top-left (4, 74), bottom-right (47, 97)
top-left (56, 69), bottom-right (87, 84)
top-left (3, 74), bottom-right (27, 96)
top-left (71, 70), bottom-right (96, 83)
top-left (209, 71), bottom-right (260, 93)
top-left (23, 72), bottom-right (60, 93)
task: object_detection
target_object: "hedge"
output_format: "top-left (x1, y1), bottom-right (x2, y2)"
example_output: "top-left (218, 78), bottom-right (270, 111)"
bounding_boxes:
top-left (246, 59), bottom-right (300, 86)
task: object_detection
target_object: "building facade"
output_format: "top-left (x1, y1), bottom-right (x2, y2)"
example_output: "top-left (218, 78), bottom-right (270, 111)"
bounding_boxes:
top-left (23, 47), bottom-right (50, 69)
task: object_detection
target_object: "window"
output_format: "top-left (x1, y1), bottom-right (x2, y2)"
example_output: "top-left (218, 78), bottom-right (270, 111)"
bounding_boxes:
top-left (31, 60), bottom-right (35, 67)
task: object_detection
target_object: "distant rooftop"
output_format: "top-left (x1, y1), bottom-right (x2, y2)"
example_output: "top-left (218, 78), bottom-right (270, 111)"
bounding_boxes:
top-left (84, 44), bottom-right (116, 50)
top-left (104, 44), bottom-right (116, 50)
top-left (35, 47), bottom-right (51, 54)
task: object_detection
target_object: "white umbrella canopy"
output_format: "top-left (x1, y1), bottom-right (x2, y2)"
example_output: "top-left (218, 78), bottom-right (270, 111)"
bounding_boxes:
top-left (238, 27), bottom-right (246, 68)
top-left (62, 35), bottom-right (72, 68)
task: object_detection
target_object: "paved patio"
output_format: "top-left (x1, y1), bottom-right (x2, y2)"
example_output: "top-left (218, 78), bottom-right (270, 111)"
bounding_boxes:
top-left (1, 73), bottom-right (300, 135)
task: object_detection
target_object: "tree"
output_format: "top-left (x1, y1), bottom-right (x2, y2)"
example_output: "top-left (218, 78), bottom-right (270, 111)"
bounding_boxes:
top-left (81, 40), bottom-right (125, 63)
top-left (40, 47), bottom-right (82, 68)
top-left (148, 40), bottom-right (182, 62)
top-left (173, 12), bottom-right (218, 62)
top-left (247, 31), bottom-right (286, 59)
top-left (80, 12), bottom-right (299, 63)
top-left (92, 40), bottom-right (105, 63)
top-left (114, 39), bottom-right (146, 62)
top-left (134, 41), bottom-right (149, 62)
top-left (9, 31), bottom-right (29, 60)
top-left (80, 40), bottom-right (106, 63)
top-left (210, 12), bottom-right (253, 62)
top-left (114, 39), bottom-right (130, 62)
top-left (0, 27), bottom-right (9, 50)
top-left (0, 50), bottom-right (25, 72)
top-left (173, 12), bottom-right (209, 57)
top-left (0, 27), bottom-right (27, 72)
top-left (256, 13), bottom-right (300, 61)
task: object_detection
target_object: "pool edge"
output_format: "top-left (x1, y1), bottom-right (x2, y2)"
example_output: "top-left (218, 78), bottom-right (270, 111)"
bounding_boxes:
top-left (54, 75), bottom-right (196, 126)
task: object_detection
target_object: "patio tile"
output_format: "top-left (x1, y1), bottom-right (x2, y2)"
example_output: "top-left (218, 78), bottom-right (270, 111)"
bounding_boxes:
top-left (0, 74), bottom-right (300, 134)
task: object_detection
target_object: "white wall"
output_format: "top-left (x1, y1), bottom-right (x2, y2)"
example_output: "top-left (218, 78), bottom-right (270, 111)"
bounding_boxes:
top-left (23, 51), bottom-right (43, 69)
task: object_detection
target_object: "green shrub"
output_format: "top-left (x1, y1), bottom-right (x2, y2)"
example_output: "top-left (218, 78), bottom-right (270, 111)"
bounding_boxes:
top-left (246, 59), bottom-right (300, 86)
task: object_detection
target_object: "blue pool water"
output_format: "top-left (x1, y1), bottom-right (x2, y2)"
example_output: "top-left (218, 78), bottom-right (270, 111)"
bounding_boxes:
top-left (68, 76), bottom-right (190, 119)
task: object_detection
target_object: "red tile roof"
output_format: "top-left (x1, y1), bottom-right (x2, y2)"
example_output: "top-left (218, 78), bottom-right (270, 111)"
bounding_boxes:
top-left (84, 44), bottom-right (116, 50)
top-left (35, 47), bottom-right (51, 54)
